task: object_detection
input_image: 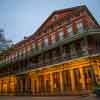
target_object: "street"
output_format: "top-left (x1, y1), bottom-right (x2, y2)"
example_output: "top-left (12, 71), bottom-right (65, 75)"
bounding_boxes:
top-left (0, 95), bottom-right (100, 100)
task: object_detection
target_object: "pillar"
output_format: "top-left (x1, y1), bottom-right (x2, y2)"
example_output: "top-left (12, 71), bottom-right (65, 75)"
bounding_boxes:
top-left (25, 78), bottom-right (28, 95)
top-left (93, 61), bottom-right (100, 84)
top-left (0, 81), bottom-right (1, 95)
top-left (59, 71), bottom-right (64, 93)
top-left (44, 75), bottom-right (47, 94)
top-left (36, 79), bottom-right (39, 95)
top-left (98, 62), bottom-right (100, 80)
top-left (31, 79), bottom-right (35, 95)
top-left (70, 69), bottom-right (75, 91)
top-left (20, 80), bottom-right (23, 93)
top-left (50, 73), bottom-right (53, 94)
top-left (80, 68), bottom-right (85, 89)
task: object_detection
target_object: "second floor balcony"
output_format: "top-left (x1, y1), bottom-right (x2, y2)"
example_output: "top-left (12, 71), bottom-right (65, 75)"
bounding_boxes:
top-left (0, 28), bottom-right (100, 68)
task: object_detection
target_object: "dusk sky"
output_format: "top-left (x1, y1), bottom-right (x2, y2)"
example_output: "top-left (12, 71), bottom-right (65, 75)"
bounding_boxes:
top-left (0, 0), bottom-right (100, 43)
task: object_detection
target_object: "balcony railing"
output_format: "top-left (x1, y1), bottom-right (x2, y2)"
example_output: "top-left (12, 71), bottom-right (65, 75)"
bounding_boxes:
top-left (29, 28), bottom-right (100, 57)
top-left (0, 48), bottom-right (100, 76)
top-left (0, 28), bottom-right (100, 68)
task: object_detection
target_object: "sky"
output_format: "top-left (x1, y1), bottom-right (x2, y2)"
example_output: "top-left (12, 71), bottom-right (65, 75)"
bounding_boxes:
top-left (0, 0), bottom-right (100, 43)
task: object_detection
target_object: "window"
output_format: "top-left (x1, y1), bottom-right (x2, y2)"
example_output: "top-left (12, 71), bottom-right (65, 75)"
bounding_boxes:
top-left (53, 15), bottom-right (58, 21)
top-left (66, 16), bottom-right (72, 24)
top-left (80, 39), bottom-right (88, 51)
top-left (58, 31), bottom-right (64, 40)
top-left (50, 25), bottom-right (54, 32)
top-left (76, 20), bottom-right (84, 32)
top-left (11, 54), bottom-right (14, 59)
top-left (27, 46), bottom-right (31, 52)
top-left (23, 48), bottom-right (26, 54)
top-left (15, 52), bottom-right (17, 57)
top-left (44, 37), bottom-right (48, 47)
top-left (32, 43), bottom-right (36, 49)
top-left (70, 43), bottom-right (76, 57)
top-left (19, 50), bottom-right (22, 56)
top-left (96, 40), bottom-right (100, 50)
top-left (38, 39), bottom-right (42, 50)
top-left (9, 56), bottom-right (11, 61)
top-left (74, 13), bottom-right (80, 17)
top-left (67, 25), bottom-right (73, 36)
top-left (6, 57), bottom-right (8, 62)
top-left (51, 33), bottom-right (56, 44)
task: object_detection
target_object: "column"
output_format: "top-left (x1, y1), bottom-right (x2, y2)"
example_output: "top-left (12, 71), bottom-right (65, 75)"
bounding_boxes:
top-left (20, 80), bottom-right (23, 94)
top-left (25, 78), bottom-right (28, 95)
top-left (70, 69), bottom-right (75, 91)
top-left (44, 75), bottom-right (47, 94)
top-left (59, 71), bottom-right (64, 93)
top-left (80, 68), bottom-right (85, 89)
top-left (0, 81), bottom-right (1, 95)
top-left (93, 61), bottom-right (100, 84)
top-left (31, 79), bottom-right (35, 95)
top-left (36, 79), bottom-right (39, 95)
top-left (98, 63), bottom-right (100, 80)
top-left (50, 73), bottom-right (53, 94)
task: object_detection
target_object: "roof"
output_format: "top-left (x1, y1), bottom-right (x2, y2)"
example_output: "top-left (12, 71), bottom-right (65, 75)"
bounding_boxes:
top-left (12, 5), bottom-right (100, 49)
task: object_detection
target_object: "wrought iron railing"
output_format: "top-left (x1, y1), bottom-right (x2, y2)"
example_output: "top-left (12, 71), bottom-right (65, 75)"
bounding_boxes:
top-left (0, 28), bottom-right (100, 68)
top-left (0, 48), bottom-right (100, 76)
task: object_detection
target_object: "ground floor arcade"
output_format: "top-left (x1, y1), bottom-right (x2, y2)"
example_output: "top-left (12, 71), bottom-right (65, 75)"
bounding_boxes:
top-left (0, 56), bottom-right (100, 96)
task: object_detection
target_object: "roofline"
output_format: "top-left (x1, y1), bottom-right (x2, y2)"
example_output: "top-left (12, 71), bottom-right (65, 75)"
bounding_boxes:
top-left (11, 5), bottom-right (100, 49)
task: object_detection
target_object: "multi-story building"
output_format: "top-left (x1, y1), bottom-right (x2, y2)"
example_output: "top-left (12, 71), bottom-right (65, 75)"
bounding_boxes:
top-left (0, 5), bottom-right (100, 96)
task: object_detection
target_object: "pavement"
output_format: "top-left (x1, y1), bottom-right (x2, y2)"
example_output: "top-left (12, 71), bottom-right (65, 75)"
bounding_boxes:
top-left (0, 95), bottom-right (100, 100)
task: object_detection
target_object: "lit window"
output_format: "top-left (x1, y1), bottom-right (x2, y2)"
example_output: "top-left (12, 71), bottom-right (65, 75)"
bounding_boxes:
top-left (44, 37), bottom-right (48, 47)
top-left (67, 25), bottom-right (73, 36)
top-left (58, 31), bottom-right (64, 40)
top-left (76, 20), bottom-right (84, 32)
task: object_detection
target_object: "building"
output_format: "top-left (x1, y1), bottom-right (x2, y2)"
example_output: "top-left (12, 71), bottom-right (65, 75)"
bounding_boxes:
top-left (0, 5), bottom-right (100, 96)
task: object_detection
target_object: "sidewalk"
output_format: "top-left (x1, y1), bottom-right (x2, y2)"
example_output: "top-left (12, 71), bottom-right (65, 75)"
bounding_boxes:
top-left (0, 95), bottom-right (99, 100)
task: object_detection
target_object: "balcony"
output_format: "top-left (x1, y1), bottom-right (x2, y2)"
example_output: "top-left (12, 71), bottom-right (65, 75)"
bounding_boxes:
top-left (0, 28), bottom-right (100, 68)
top-left (0, 48), bottom-right (100, 76)
top-left (14, 48), bottom-right (100, 75)
top-left (15, 48), bottom-right (100, 74)
top-left (30, 28), bottom-right (100, 57)
top-left (33, 48), bottom-right (100, 68)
